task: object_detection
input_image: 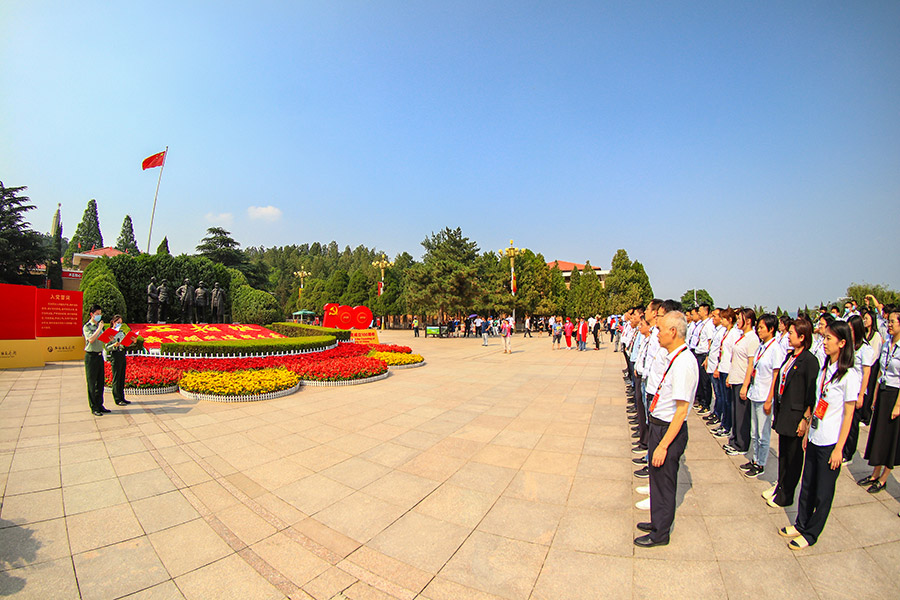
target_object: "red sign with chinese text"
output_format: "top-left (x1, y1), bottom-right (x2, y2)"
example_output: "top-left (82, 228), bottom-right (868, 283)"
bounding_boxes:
top-left (35, 289), bottom-right (83, 337)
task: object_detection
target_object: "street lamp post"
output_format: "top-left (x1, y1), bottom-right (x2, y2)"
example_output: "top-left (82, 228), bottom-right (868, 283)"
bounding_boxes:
top-left (498, 240), bottom-right (523, 327)
top-left (372, 254), bottom-right (393, 330)
top-left (293, 268), bottom-right (309, 321)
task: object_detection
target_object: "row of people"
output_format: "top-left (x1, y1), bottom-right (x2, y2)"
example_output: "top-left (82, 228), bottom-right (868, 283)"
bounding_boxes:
top-left (619, 298), bottom-right (900, 549)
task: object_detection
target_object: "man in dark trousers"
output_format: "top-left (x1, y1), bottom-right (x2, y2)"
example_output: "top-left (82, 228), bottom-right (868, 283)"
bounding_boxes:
top-left (635, 310), bottom-right (698, 547)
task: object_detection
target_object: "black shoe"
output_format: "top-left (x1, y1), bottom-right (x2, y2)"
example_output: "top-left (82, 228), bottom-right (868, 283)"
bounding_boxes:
top-left (115, 400), bottom-right (131, 406)
top-left (739, 461), bottom-right (754, 471)
top-left (631, 432), bottom-right (640, 439)
top-left (631, 425), bottom-right (640, 431)
top-left (634, 466), bottom-right (649, 478)
top-left (632, 445), bottom-right (648, 454)
top-left (636, 522), bottom-right (653, 532)
top-left (744, 464), bottom-right (764, 478)
top-left (92, 410), bottom-right (104, 416)
top-left (632, 455), bottom-right (647, 464)
top-left (634, 534), bottom-right (668, 547)
top-left (99, 407), bottom-right (112, 413)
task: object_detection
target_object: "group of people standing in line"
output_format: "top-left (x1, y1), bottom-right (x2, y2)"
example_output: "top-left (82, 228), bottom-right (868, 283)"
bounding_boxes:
top-left (618, 296), bottom-right (900, 549)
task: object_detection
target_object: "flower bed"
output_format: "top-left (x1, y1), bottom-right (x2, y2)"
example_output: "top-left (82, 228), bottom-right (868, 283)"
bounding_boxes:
top-left (368, 344), bottom-right (413, 354)
top-left (179, 367), bottom-right (300, 396)
top-left (129, 323), bottom-right (287, 349)
top-left (104, 361), bottom-right (182, 390)
top-left (368, 351), bottom-right (424, 366)
top-left (289, 356), bottom-right (388, 382)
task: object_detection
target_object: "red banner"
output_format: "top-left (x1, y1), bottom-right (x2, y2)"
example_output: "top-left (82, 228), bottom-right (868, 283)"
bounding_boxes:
top-left (0, 283), bottom-right (36, 339)
top-left (35, 289), bottom-right (83, 337)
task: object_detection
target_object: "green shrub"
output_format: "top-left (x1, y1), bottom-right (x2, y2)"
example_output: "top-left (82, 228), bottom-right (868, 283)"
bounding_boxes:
top-left (82, 278), bottom-right (127, 322)
top-left (269, 322), bottom-right (351, 341)
top-left (80, 258), bottom-right (116, 291)
top-left (227, 267), bottom-right (248, 289)
top-left (159, 335), bottom-right (335, 356)
top-left (231, 284), bottom-right (282, 324)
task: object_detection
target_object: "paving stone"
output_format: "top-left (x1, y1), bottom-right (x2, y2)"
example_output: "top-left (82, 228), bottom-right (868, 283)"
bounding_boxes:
top-left (73, 537), bottom-right (169, 600)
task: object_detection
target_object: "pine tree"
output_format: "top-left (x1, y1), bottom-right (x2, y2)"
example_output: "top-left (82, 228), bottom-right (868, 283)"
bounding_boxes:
top-left (0, 181), bottom-right (46, 285)
top-left (64, 198), bottom-right (103, 265)
top-left (47, 204), bottom-right (63, 289)
top-left (115, 215), bottom-right (140, 254)
top-left (156, 236), bottom-right (170, 255)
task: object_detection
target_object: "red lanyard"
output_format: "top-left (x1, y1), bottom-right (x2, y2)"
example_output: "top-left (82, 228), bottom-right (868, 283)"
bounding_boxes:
top-left (778, 352), bottom-right (801, 395)
top-left (818, 363), bottom-right (832, 401)
top-left (650, 346), bottom-right (689, 413)
top-left (716, 327), bottom-right (729, 361)
top-left (752, 339), bottom-right (774, 377)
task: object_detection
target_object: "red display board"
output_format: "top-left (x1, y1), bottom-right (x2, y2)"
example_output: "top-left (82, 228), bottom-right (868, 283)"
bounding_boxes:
top-left (322, 304), bottom-right (374, 330)
top-left (35, 289), bottom-right (83, 337)
top-left (0, 283), bottom-right (37, 339)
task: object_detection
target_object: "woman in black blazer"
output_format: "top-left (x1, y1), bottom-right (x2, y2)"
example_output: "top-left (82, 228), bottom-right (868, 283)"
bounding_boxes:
top-left (765, 317), bottom-right (818, 507)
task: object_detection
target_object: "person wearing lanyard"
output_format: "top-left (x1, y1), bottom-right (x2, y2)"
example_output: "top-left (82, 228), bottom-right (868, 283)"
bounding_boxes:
top-left (82, 304), bottom-right (109, 417)
top-left (765, 317), bottom-right (817, 507)
top-left (858, 310), bottom-right (900, 494)
top-left (843, 315), bottom-right (876, 463)
top-left (860, 309), bottom-right (884, 426)
top-left (634, 310), bottom-right (697, 548)
top-left (811, 313), bottom-right (834, 368)
top-left (742, 314), bottom-right (785, 478)
top-left (779, 320), bottom-right (860, 549)
top-left (710, 308), bottom-right (737, 439)
top-left (694, 303), bottom-right (716, 415)
top-left (702, 309), bottom-right (726, 428)
top-left (724, 308), bottom-right (759, 456)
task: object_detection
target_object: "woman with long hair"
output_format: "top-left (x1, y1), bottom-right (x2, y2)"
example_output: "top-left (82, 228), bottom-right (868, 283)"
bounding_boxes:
top-left (811, 314), bottom-right (834, 368)
top-left (858, 310), bottom-right (900, 493)
top-left (765, 317), bottom-right (817, 507)
top-left (843, 315), bottom-right (876, 463)
top-left (779, 320), bottom-right (861, 549)
top-left (860, 309), bottom-right (884, 425)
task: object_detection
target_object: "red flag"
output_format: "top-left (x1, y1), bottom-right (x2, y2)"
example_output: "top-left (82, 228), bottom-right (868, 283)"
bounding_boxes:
top-left (142, 150), bottom-right (167, 170)
top-left (377, 281), bottom-right (384, 297)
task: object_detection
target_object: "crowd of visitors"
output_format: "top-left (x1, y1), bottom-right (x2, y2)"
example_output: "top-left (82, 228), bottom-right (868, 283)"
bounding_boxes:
top-left (618, 296), bottom-right (900, 549)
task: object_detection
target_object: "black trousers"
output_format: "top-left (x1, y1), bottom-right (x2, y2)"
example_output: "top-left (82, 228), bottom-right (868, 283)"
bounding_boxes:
top-left (773, 433), bottom-right (804, 506)
top-left (648, 416), bottom-right (688, 543)
top-left (593, 332), bottom-right (600, 349)
top-left (109, 350), bottom-right (127, 404)
top-left (731, 384), bottom-right (751, 452)
top-left (796, 442), bottom-right (840, 546)
top-left (694, 353), bottom-right (710, 408)
top-left (84, 351), bottom-right (105, 411)
top-left (843, 404), bottom-right (864, 462)
top-left (634, 375), bottom-right (648, 444)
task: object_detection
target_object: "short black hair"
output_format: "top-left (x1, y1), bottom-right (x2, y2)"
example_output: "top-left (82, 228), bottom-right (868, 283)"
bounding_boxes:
top-left (88, 304), bottom-right (102, 314)
top-left (660, 299), bottom-right (682, 314)
top-left (699, 303), bottom-right (711, 311)
top-left (758, 313), bottom-right (777, 333)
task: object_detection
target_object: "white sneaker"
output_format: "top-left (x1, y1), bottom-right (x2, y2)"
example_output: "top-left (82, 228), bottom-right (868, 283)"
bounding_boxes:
top-left (635, 497), bottom-right (651, 510)
top-left (636, 485), bottom-right (650, 495)
top-left (762, 485), bottom-right (777, 500)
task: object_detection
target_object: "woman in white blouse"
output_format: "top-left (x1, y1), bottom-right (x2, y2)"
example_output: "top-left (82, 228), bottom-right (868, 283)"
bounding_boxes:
top-left (843, 315), bottom-right (876, 463)
top-left (779, 319), bottom-right (861, 549)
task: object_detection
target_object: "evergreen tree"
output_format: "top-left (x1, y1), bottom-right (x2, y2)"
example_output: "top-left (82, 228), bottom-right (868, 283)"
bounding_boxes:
top-left (115, 215), bottom-right (140, 254)
top-left (323, 269), bottom-right (349, 303)
top-left (156, 236), bottom-right (170, 255)
top-left (47, 203), bottom-right (63, 289)
top-left (405, 227), bottom-right (479, 319)
top-left (195, 227), bottom-right (244, 266)
top-left (0, 182), bottom-right (46, 285)
top-left (681, 289), bottom-right (714, 311)
top-left (574, 262), bottom-right (604, 317)
top-left (605, 250), bottom-right (654, 314)
top-left (64, 198), bottom-right (103, 265)
top-left (341, 269), bottom-right (370, 306)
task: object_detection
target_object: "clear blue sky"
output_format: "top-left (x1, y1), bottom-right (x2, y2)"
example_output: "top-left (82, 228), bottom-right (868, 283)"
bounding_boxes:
top-left (3, 1), bottom-right (898, 311)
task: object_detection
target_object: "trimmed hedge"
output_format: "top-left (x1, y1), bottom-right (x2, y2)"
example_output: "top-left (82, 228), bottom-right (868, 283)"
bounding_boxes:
top-left (82, 277), bottom-right (127, 322)
top-left (231, 284), bottom-right (282, 325)
top-left (159, 335), bottom-right (335, 356)
top-left (268, 322), bottom-right (351, 341)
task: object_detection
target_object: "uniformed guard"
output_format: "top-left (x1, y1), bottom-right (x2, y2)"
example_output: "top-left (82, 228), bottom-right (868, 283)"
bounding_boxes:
top-left (83, 304), bottom-right (108, 416)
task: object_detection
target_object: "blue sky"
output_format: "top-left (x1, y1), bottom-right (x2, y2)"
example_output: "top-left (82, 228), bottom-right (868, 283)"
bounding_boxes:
top-left (3, 1), bottom-right (898, 311)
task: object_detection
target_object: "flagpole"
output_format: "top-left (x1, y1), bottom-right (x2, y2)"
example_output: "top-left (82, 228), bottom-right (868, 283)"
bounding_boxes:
top-left (146, 145), bottom-right (168, 252)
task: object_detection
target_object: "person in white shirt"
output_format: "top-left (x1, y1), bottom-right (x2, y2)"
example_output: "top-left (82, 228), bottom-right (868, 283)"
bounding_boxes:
top-left (702, 308), bottom-right (727, 428)
top-left (710, 308), bottom-right (738, 438)
top-left (859, 309), bottom-right (884, 425)
top-left (843, 315), bottom-right (877, 463)
top-left (634, 310), bottom-right (697, 548)
top-left (780, 319), bottom-right (860, 549)
top-left (741, 314), bottom-right (786, 478)
top-left (776, 316), bottom-right (793, 353)
top-left (694, 304), bottom-right (716, 414)
top-left (811, 314), bottom-right (833, 368)
top-left (724, 308), bottom-right (760, 456)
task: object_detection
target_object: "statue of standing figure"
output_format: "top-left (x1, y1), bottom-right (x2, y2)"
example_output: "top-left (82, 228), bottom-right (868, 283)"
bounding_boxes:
top-left (176, 278), bottom-right (194, 324)
top-left (210, 282), bottom-right (226, 323)
top-left (193, 281), bottom-right (208, 323)
top-left (157, 279), bottom-right (170, 323)
top-left (146, 277), bottom-right (159, 323)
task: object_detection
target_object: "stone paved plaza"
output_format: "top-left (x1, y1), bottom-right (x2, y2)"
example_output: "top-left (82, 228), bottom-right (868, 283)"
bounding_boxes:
top-left (2, 331), bottom-right (899, 599)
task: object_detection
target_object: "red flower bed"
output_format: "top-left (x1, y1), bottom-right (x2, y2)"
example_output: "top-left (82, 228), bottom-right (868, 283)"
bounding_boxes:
top-left (368, 344), bottom-right (412, 354)
top-left (288, 356), bottom-right (387, 382)
top-left (129, 323), bottom-right (286, 349)
top-left (104, 361), bottom-right (182, 389)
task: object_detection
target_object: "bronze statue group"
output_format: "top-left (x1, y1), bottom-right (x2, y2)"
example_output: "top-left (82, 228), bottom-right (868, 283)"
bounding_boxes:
top-left (145, 277), bottom-right (226, 324)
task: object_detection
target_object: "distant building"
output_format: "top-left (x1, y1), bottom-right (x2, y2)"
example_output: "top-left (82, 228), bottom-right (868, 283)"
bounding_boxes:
top-left (32, 247), bottom-right (125, 291)
top-left (547, 260), bottom-right (609, 289)
top-left (71, 246), bottom-right (124, 271)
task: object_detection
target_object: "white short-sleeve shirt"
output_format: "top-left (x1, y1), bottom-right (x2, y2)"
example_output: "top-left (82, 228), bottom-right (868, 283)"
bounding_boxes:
top-left (718, 327), bottom-right (738, 375)
top-left (880, 340), bottom-right (900, 388)
top-left (748, 339), bottom-right (786, 402)
top-left (651, 343), bottom-right (699, 422)
top-left (644, 345), bottom-right (670, 395)
top-left (706, 325), bottom-right (728, 373)
top-left (727, 331), bottom-right (760, 385)
top-left (809, 362), bottom-right (861, 446)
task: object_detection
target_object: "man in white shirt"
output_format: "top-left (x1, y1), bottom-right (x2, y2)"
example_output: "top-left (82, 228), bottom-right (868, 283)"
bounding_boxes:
top-left (694, 304), bottom-right (717, 414)
top-left (635, 310), bottom-right (697, 548)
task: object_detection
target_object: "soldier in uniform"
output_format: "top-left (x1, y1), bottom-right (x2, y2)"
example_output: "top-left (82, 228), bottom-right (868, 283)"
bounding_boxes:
top-left (157, 279), bottom-right (170, 323)
top-left (194, 281), bottom-right (208, 323)
top-left (176, 278), bottom-right (194, 324)
top-left (210, 282), bottom-right (226, 323)
top-left (146, 277), bottom-right (159, 323)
